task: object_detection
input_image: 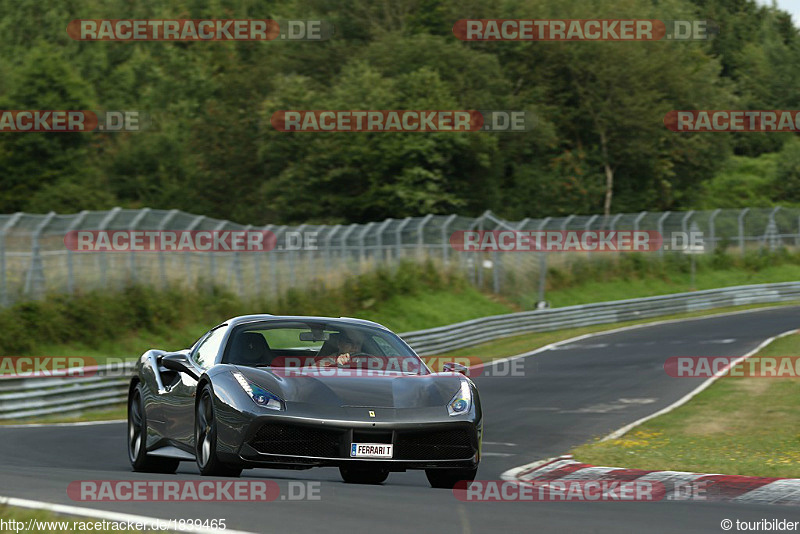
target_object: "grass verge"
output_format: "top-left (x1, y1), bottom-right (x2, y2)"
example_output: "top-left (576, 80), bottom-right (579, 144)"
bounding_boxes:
top-left (571, 328), bottom-right (800, 477)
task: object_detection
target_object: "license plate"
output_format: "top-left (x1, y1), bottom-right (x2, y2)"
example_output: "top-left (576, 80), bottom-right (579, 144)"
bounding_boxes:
top-left (350, 443), bottom-right (393, 458)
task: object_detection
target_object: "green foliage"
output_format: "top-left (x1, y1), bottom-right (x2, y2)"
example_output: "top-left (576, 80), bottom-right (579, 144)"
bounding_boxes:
top-left (0, 0), bottom-right (797, 221)
top-left (0, 260), bottom-right (465, 355)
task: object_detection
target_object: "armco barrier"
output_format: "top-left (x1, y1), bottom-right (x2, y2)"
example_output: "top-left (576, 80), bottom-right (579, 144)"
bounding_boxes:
top-left (1, 281), bottom-right (798, 420)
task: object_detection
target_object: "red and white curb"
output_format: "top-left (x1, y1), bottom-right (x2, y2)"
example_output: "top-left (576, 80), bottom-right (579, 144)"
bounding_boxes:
top-left (503, 455), bottom-right (800, 505)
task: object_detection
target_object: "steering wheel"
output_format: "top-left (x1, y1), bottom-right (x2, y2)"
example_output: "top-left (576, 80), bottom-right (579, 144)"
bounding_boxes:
top-left (342, 353), bottom-right (386, 368)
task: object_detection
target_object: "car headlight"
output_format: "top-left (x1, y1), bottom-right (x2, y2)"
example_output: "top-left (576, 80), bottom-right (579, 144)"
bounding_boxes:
top-left (448, 380), bottom-right (472, 416)
top-left (232, 371), bottom-right (284, 410)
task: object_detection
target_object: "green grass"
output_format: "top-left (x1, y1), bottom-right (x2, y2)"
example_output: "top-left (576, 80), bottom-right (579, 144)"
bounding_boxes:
top-left (542, 262), bottom-right (800, 308)
top-left (513, 248), bottom-right (800, 309)
top-left (571, 330), bottom-right (800, 478)
top-left (23, 287), bottom-right (513, 364)
top-left (361, 285), bottom-right (512, 333)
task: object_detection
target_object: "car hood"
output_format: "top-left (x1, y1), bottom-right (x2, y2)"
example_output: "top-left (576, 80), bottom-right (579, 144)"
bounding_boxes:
top-left (234, 366), bottom-right (464, 408)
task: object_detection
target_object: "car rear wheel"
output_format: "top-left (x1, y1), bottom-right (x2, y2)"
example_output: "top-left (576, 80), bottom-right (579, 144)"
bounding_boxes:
top-left (195, 386), bottom-right (242, 477)
top-left (339, 465), bottom-right (390, 484)
top-left (425, 467), bottom-right (478, 489)
top-left (128, 383), bottom-right (180, 474)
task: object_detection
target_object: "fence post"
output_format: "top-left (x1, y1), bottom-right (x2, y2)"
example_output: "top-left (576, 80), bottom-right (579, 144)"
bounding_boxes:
top-left (340, 224), bottom-right (359, 268)
top-left (0, 212), bottom-right (23, 307)
top-left (184, 215), bottom-right (206, 287)
top-left (235, 225), bottom-right (250, 296)
top-left (738, 208), bottom-right (749, 258)
top-left (633, 211), bottom-right (647, 232)
top-left (357, 222), bottom-right (374, 269)
top-left (708, 208), bottom-right (721, 251)
top-left (766, 206), bottom-right (781, 252)
top-left (127, 208), bottom-right (150, 284)
top-left (97, 207), bottom-right (122, 289)
top-left (64, 211), bottom-right (89, 295)
top-left (322, 225), bottom-right (341, 285)
top-left (536, 217), bottom-right (551, 305)
top-left (657, 211), bottom-right (671, 258)
top-left (376, 219), bottom-right (392, 265)
top-left (441, 214), bottom-right (457, 266)
top-left (157, 210), bottom-right (179, 289)
top-left (292, 224), bottom-right (307, 287)
top-left (681, 210), bottom-right (694, 237)
top-left (24, 212), bottom-right (55, 299)
top-left (209, 220), bottom-right (228, 282)
top-left (395, 217), bottom-right (412, 263)
top-left (417, 214), bottom-right (434, 261)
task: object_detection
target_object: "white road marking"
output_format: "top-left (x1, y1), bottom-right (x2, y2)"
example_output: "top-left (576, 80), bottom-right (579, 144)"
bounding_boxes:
top-left (560, 398), bottom-right (656, 414)
top-left (483, 441), bottom-right (517, 447)
top-left (0, 495), bottom-right (256, 534)
top-left (495, 306), bottom-right (799, 484)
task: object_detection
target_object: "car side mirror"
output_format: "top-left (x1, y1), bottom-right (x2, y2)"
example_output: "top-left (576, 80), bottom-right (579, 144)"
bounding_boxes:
top-left (442, 362), bottom-right (469, 375)
top-left (161, 353), bottom-right (201, 380)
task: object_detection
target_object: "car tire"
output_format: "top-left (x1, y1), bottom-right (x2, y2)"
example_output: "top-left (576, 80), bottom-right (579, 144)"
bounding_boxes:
top-left (195, 385), bottom-right (242, 477)
top-left (128, 383), bottom-right (180, 474)
top-left (339, 465), bottom-right (390, 485)
top-left (425, 467), bottom-right (478, 489)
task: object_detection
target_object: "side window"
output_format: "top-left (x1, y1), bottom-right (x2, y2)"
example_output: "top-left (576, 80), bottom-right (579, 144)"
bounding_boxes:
top-left (193, 327), bottom-right (227, 369)
top-left (372, 335), bottom-right (399, 356)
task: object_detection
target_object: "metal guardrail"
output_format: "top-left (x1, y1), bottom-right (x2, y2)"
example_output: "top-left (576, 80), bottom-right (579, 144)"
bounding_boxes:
top-left (1, 281), bottom-right (798, 420)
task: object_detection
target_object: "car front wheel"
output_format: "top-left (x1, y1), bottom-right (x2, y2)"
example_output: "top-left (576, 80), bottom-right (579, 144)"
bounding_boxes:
top-left (195, 385), bottom-right (242, 477)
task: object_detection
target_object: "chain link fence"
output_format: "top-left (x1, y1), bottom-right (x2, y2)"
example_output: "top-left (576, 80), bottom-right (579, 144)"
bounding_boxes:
top-left (0, 207), bottom-right (795, 307)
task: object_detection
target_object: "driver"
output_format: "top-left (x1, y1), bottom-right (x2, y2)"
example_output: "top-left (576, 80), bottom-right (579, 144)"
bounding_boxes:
top-left (312, 332), bottom-right (363, 367)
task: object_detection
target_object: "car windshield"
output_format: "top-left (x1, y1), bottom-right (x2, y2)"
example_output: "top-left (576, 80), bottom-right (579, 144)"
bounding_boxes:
top-left (223, 320), bottom-right (426, 374)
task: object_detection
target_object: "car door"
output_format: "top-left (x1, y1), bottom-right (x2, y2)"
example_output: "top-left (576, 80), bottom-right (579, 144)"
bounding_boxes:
top-left (164, 326), bottom-right (227, 449)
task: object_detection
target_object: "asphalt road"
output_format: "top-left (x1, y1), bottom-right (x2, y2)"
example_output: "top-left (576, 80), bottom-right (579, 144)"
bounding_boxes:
top-left (2, 307), bottom-right (800, 533)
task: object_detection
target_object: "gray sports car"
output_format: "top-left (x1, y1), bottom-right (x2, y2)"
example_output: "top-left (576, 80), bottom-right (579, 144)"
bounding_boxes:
top-left (127, 315), bottom-right (482, 488)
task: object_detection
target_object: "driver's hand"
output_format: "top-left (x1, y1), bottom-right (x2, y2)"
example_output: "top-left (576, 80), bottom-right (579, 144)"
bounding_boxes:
top-left (336, 353), bottom-right (351, 366)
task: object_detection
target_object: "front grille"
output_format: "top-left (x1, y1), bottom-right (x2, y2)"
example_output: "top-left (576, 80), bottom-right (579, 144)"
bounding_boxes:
top-left (395, 429), bottom-right (474, 460)
top-left (249, 424), bottom-right (342, 457)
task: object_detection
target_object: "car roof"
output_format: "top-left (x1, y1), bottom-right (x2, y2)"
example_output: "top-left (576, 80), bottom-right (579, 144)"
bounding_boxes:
top-left (222, 314), bottom-right (390, 331)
